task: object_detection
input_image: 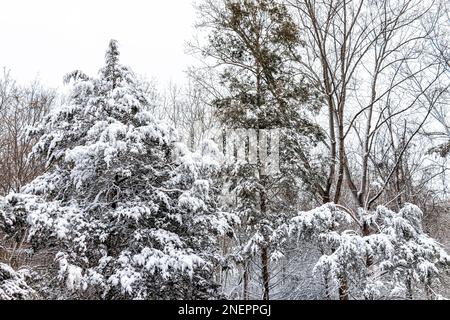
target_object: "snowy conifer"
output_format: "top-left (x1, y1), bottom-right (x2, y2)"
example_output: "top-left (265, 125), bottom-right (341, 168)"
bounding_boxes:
top-left (196, 0), bottom-right (324, 300)
top-left (0, 40), bottom-right (234, 300)
top-left (281, 203), bottom-right (450, 299)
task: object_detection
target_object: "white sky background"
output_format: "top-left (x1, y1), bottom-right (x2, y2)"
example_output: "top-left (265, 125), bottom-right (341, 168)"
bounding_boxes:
top-left (0, 0), bottom-right (197, 88)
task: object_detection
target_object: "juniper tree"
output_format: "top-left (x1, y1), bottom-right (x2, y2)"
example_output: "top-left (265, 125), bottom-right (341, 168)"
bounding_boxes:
top-left (277, 203), bottom-right (450, 299)
top-left (193, 0), bottom-right (324, 300)
top-left (0, 40), bottom-right (235, 300)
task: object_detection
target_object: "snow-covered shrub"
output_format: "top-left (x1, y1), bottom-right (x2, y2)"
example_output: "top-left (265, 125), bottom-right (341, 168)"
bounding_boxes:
top-left (0, 263), bottom-right (35, 300)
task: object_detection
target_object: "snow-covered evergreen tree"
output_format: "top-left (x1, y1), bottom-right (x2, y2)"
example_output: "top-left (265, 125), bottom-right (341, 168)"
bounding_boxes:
top-left (279, 203), bottom-right (450, 300)
top-left (196, 0), bottom-right (324, 300)
top-left (0, 40), bottom-right (235, 300)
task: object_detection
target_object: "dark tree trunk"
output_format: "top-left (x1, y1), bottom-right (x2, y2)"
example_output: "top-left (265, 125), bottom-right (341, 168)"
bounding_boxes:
top-left (261, 246), bottom-right (270, 300)
top-left (339, 275), bottom-right (349, 300)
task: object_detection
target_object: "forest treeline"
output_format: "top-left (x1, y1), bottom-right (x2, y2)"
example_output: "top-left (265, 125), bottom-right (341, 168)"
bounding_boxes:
top-left (0, 0), bottom-right (449, 300)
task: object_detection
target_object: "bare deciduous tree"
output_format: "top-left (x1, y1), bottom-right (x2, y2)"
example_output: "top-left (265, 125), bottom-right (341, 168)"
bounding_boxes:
top-left (0, 70), bottom-right (55, 196)
top-left (286, 0), bottom-right (450, 299)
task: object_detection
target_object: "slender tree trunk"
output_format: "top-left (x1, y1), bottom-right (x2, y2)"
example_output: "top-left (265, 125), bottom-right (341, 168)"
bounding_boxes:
top-left (406, 275), bottom-right (413, 300)
top-left (243, 262), bottom-right (250, 300)
top-left (259, 175), bottom-right (270, 301)
top-left (261, 246), bottom-right (270, 300)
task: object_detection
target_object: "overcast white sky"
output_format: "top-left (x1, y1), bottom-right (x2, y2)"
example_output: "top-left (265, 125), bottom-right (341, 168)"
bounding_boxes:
top-left (0, 0), bottom-right (197, 88)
